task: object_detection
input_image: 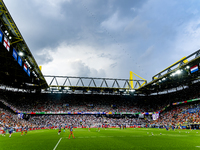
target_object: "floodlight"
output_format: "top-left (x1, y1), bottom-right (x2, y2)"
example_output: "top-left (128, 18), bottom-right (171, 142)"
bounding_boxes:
top-left (18, 52), bottom-right (24, 56)
top-left (130, 89), bottom-right (135, 92)
top-left (9, 36), bottom-right (12, 39)
top-left (186, 66), bottom-right (190, 69)
top-left (65, 87), bottom-right (70, 90)
top-left (176, 70), bottom-right (181, 74)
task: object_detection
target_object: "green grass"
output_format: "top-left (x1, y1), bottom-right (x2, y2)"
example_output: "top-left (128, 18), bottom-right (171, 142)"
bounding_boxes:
top-left (1, 128), bottom-right (200, 150)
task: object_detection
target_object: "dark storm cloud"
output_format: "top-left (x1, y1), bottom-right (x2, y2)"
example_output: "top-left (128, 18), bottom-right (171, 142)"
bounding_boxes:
top-left (5, 0), bottom-right (148, 55)
top-left (23, 0), bottom-right (147, 51)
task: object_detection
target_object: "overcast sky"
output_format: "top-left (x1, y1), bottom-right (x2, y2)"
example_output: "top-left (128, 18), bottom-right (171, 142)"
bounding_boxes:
top-left (3, 0), bottom-right (200, 83)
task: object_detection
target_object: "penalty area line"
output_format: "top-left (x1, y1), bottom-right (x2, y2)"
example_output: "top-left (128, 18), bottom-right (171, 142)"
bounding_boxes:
top-left (53, 137), bottom-right (62, 150)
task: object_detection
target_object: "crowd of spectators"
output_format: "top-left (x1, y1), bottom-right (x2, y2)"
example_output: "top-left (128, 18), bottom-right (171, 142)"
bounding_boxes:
top-left (28, 114), bottom-right (148, 127)
top-left (151, 102), bottom-right (200, 127)
top-left (0, 108), bottom-right (36, 130)
top-left (0, 91), bottom-right (149, 113)
top-left (0, 81), bottom-right (200, 129)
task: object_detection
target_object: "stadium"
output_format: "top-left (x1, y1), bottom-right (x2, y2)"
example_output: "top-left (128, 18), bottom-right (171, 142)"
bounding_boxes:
top-left (1, 0), bottom-right (200, 150)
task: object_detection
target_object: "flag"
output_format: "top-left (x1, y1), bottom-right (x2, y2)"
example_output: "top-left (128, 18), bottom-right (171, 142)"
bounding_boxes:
top-left (0, 30), bottom-right (3, 43)
top-left (27, 68), bottom-right (30, 76)
top-left (190, 65), bottom-right (198, 73)
top-left (24, 64), bottom-right (27, 72)
top-left (3, 36), bottom-right (10, 51)
top-left (18, 56), bottom-right (22, 66)
top-left (12, 48), bottom-right (18, 61)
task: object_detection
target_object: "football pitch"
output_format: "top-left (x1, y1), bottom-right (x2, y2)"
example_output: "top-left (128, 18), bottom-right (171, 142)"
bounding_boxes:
top-left (1, 128), bottom-right (200, 150)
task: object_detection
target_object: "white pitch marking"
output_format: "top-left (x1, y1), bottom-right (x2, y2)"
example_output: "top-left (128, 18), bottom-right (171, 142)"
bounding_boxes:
top-left (53, 138), bottom-right (62, 150)
top-left (196, 146), bottom-right (200, 148)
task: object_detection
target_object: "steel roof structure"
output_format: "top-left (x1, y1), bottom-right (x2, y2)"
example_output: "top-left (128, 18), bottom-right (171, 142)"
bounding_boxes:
top-left (44, 75), bottom-right (145, 94)
top-left (0, 0), bottom-right (48, 90)
top-left (137, 49), bottom-right (200, 95)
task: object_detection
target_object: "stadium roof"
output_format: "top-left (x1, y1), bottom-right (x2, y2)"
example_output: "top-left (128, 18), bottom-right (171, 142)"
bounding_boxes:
top-left (0, 0), bottom-right (48, 89)
top-left (137, 49), bottom-right (200, 95)
top-left (44, 75), bottom-right (145, 94)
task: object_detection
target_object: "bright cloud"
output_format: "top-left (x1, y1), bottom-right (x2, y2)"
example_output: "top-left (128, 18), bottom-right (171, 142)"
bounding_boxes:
top-left (41, 42), bottom-right (121, 78)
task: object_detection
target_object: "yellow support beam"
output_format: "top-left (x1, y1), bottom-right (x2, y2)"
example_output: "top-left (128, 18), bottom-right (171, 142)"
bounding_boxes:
top-left (129, 71), bottom-right (134, 89)
top-left (157, 57), bottom-right (188, 76)
top-left (10, 38), bottom-right (23, 45)
top-left (129, 71), bottom-right (147, 90)
top-left (130, 71), bottom-right (146, 81)
top-left (39, 66), bottom-right (42, 71)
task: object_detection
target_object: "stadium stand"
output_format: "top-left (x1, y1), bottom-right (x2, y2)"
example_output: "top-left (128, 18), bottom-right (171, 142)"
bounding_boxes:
top-left (1, 80), bottom-right (200, 130)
